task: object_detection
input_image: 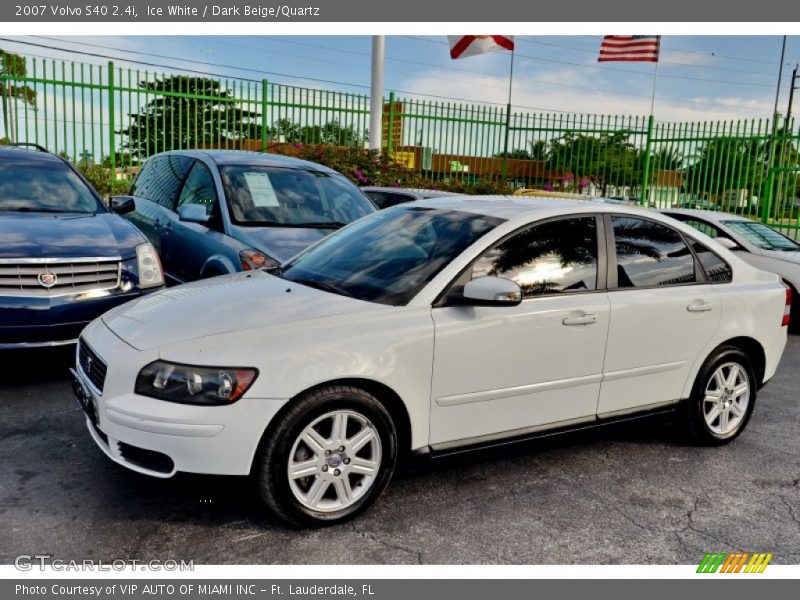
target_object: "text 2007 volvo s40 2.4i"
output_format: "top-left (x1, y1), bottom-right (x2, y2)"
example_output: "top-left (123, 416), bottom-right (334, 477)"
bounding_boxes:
top-left (72, 197), bottom-right (791, 526)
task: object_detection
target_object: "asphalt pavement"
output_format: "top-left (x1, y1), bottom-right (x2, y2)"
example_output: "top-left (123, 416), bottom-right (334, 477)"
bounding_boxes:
top-left (1, 337), bottom-right (798, 565)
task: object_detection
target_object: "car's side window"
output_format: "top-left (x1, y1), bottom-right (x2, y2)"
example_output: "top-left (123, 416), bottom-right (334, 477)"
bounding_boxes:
top-left (612, 216), bottom-right (697, 288)
top-left (131, 155), bottom-right (193, 210)
top-left (471, 216), bottom-right (599, 298)
top-left (178, 163), bottom-right (218, 213)
top-left (177, 162), bottom-right (222, 230)
top-left (688, 239), bottom-right (733, 283)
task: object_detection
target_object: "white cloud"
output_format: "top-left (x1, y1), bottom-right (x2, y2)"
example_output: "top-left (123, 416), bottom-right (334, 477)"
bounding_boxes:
top-left (399, 68), bottom-right (775, 124)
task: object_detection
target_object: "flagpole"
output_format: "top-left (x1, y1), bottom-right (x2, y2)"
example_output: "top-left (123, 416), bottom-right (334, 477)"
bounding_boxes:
top-left (649, 59), bottom-right (659, 116)
top-left (501, 48), bottom-right (515, 179)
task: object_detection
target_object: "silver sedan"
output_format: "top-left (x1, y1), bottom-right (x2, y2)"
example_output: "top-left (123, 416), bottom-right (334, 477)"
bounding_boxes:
top-left (662, 208), bottom-right (799, 332)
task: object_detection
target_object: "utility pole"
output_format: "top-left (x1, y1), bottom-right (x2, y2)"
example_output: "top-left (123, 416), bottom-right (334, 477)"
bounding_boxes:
top-left (788, 64), bottom-right (799, 121)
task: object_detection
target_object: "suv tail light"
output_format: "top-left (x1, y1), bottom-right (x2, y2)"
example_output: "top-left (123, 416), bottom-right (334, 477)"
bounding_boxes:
top-left (783, 284), bottom-right (792, 327)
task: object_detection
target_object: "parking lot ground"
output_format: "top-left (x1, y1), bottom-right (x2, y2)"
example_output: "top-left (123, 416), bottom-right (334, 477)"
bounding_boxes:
top-left (1, 337), bottom-right (799, 565)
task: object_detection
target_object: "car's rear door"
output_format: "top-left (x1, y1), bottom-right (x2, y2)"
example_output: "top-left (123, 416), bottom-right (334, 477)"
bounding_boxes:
top-left (429, 215), bottom-right (611, 447)
top-left (597, 215), bottom-right (722, 416)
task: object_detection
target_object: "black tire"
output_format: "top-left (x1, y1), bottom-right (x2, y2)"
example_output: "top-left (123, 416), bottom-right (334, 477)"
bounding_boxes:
top-left (685, 345), bottom-right (757, 446)
top-left (790, 293), bottom-right (800, 335)
top-left (254, 385), bottom-right (397, 527)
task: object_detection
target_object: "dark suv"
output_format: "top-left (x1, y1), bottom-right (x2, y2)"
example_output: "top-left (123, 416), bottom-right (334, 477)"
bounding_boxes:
top-left (120, 151), bottom-right (376, 283)
top-left (0, 145), bottom-right (165, 349)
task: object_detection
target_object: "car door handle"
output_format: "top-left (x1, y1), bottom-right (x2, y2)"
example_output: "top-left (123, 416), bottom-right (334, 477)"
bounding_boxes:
top-left (687, 301), bottom-right (713, 313)
top-left (562, 314), bottom-right (597, 326)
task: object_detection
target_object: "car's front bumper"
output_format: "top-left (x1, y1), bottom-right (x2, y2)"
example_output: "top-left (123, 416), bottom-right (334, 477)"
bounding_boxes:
top-left (73, 318), bottom-right (288, 478)
top-left (0, 289), bottom-right (156, 349)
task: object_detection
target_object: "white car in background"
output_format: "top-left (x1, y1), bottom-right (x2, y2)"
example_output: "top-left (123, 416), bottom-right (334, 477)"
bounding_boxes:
top-left (662, 209), bottom-right (800, 332)
top-left (72, 197), bottom-right (791, 526)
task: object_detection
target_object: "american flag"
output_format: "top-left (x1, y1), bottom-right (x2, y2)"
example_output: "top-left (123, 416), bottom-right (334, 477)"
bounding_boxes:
top-left (598, 36), bottom-right (661, 62)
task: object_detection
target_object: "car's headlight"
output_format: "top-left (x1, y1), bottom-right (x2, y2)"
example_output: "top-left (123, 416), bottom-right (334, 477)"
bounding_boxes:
top-left (135, 361), bottom-right (258, 405)
top-left (240, 249), bottom-right (279, 271)
top-left (136, 243), bottom-right (165, 288)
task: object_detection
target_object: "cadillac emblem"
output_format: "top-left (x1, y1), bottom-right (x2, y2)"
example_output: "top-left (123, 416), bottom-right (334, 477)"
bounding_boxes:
top-left (38, 270), bottom-right (58, 288)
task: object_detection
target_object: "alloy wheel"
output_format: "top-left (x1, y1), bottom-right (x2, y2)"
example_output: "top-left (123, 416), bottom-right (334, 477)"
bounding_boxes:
top-left (287, 410), bottom-right (382, 512)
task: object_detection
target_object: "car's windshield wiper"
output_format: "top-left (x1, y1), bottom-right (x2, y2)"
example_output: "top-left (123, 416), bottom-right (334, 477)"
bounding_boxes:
top-left (0, 207), bottom-right (95, 214)
top-left (293, 221), bottom-right (348, 229)
top-left (289, 277), bottom-right (352, 297)
top-left (238, 220), bottom-right (347, 229)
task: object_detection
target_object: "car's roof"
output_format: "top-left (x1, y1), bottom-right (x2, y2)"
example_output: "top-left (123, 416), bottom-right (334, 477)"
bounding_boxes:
top-left (411, 195), bottom-right (653, 220)
top-left (160, 149), bottom-right (339, 173)
top-left (660, 208), bottom-right (751, 223)
top-left (0, 146), bottom-right (67, 165)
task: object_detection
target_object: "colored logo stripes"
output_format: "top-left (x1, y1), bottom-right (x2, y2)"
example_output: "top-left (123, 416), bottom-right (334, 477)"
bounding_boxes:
top-left (697, 552), bottom-right (773, 573)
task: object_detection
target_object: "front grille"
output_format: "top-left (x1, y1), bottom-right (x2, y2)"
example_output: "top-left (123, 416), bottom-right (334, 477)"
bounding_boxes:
top-left (0, 257), bottom-right (121, 297)
top-left (78, 339), bottom-right (107, 393)
top-left (117, 442), bottom-right (174, 474)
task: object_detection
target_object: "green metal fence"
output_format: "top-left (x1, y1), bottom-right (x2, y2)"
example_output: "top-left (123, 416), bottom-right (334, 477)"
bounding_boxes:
top-left (2, 55), bottom-right (799, 237)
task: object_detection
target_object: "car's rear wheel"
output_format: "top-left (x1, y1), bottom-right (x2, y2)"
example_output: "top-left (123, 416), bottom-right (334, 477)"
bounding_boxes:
top-left (685, 346), bottom-right (756, 445)
top-left (254, 385), bottom-right (397, 526)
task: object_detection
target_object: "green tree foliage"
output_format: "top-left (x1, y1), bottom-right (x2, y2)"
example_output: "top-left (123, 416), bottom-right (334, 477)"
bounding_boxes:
top-left (118, 76), bottom-right (261, 159)
top-left (268, 118), bottom-right (364, 146)
top-left (547, 131), bottom-right (643, 196)
top-left (1, 49), bottom-right (37, 139)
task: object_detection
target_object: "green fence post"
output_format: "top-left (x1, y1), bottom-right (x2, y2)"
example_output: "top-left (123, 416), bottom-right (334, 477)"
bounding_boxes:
top-left (385, 91), bottom-right (395, 158)
top-left (107, 61), bottom-right (116, 174)
top-left (501, 103), bottom-right (511, 180)
top-left (261, 79), bottom-right (268, 152)
top-left (762, 115), bottom-right (779, 223)
top-left (639, 114), bottom-right (654, 205)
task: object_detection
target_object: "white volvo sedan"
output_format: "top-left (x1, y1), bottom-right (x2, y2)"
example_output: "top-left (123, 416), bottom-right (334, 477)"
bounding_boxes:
top-left (72, 197), bottom-right (791, 526)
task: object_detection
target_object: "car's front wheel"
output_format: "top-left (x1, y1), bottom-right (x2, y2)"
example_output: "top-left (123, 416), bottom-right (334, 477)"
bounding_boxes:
top-left (685, 346), bottom-right (756, 445)
top-left (254, 385), bottom-right (397, 526)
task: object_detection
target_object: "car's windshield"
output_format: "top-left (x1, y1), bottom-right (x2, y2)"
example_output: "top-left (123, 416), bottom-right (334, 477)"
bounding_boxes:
top-left (0, 159), bottom-right (101, 213)
top-left (722, 220), bottom-right (800, 251)
top-left (219, 165), bottom-right (375, 227)
top-left (280, 206), bottom-right (506, 306)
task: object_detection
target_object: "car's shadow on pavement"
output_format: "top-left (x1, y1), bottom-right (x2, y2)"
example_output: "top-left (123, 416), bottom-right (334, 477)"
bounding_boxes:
top-left (73, 413), bottom-right (688, 533)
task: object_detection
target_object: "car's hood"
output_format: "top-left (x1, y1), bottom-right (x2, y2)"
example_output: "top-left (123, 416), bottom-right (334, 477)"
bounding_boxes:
top-left (101, 270), bottom-right (385, 351)
top-left (0, 212), bottom-right (143, 259)
top-left (228, 224), bottom-right (332, 262)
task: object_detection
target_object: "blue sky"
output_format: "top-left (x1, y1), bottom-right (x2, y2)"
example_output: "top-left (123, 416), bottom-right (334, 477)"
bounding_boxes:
top-left (2, 35), bottom-right (799, 123)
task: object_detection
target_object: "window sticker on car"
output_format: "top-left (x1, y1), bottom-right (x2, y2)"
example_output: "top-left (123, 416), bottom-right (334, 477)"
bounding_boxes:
top-left (243, 172), bottom-right (280, 207)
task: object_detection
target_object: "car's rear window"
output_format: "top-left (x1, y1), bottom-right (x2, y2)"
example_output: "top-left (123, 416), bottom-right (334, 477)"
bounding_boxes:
top-left (0, 160), bottom-right (101, 213)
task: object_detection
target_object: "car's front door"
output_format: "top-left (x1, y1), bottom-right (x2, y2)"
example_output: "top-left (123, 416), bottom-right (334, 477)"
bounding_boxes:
top-left (429, 215), bottom-right (611, 448)
top-left (161, 161), bottom-right (231, 282)
top-left (126, 154), bottom-right (194, 257)
top-left (597, 215), bottom-right (722, 416)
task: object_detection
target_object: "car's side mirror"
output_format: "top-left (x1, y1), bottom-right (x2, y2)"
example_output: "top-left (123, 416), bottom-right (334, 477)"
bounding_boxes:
top-left (715, 237), bottom-right (740, 251)
top-left (109, 195), bottom-right (135, 215)
top-left (459, 276), bottom-right (523, 307)
top-left (178, 204), bottom-right (211, 224)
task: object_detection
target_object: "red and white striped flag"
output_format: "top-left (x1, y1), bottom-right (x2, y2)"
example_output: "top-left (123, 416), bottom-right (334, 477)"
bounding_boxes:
top-left (598, 35), bottom-right (661, 62)
top-left (448, 36), bottom-right (515, 60)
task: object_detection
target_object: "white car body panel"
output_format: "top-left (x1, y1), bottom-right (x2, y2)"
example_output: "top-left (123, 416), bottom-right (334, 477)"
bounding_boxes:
top-left (75, 198), bottom-right (790, 478)
top-left (430, 293), bottom-right (610, 447)
top-left (598, 284), bottom-right (721, 415)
